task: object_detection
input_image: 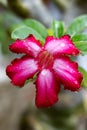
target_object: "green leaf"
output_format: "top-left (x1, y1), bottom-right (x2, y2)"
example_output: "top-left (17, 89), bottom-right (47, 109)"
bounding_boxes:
top-left (72, 34), bottom-right (87, 42)
top-left (72, 34), bottom-right (87, 54)
top-left (11, 25), bottom-right (45, 42)
top-left (66, 15), bottom-right (87, 37)
top-left (23, 19), bottom-right (48, 39)
top-left (52, 20), bottom-right (64, 38)
top-left (79, 67), bottom-right (87, 88)
top-left (74, 41), bottom-right (87, 55)
top-left (9, 23), bottom-right (23, 34)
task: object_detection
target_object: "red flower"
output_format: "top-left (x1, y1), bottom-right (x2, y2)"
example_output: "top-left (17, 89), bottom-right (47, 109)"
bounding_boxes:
top-left (6, 35), bottom-right (83, 108)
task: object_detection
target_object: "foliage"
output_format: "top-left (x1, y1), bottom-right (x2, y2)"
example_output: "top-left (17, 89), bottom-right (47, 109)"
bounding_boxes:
top-left (11, 19), bottom-right (48, 43)
top-left (52, 20), bottom-right (64, 38)
top-left (10, 15), bottom-right (87, 55)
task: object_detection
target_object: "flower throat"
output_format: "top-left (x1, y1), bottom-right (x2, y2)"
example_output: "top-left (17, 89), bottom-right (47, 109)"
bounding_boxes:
top-left (37, 50), bottom-right (54, 69)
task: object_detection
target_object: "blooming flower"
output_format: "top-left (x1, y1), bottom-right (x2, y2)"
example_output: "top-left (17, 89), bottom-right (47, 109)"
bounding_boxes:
top-left (6, 34), bottom-right (83, 108)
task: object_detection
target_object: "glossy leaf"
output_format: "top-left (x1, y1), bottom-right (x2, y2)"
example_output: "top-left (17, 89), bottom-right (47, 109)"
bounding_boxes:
top-left (72, 34), bottom-right (87, 42)
top-left (79, 67), bottom-right (87, 88)
top-left (74, 41), bottom-right (87, 55)
top-left (9, 23), bottom-right (23, 34)
top-left (11, 25), bottom-right (45, 42)
top-left (23, 19), bottom-right (48, 39)
top-left (52, 20), bottom-right (64, 38)
top-left (66, 15), bottom-right (87, 37)
top-left (72, 34), bottom-right (87, 54)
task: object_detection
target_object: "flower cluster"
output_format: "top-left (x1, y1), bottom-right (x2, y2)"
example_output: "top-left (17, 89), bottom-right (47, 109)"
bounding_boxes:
top-left (6, 34), bottom-right (83, 108)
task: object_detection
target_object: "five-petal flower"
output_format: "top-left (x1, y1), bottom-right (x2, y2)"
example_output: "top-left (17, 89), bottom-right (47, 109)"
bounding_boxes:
top-left (6, 34), bottom-right (83, 108)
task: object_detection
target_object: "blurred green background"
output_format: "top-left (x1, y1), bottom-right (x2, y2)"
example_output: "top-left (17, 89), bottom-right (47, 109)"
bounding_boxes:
top-left (0, 0), bottom-right (87, 130)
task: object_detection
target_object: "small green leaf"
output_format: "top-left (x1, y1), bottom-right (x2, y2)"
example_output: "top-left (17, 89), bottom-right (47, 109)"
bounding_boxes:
top-left (66, 15), bottom-right (87, 37)
top-left (23, 19), bottom-right (48, 39)
top-left (74, 41), bottom-right (87, 55)
top-left (72, 34), bottom-right (87, 41)
top-left (79, 67), bottom-right (87, 88)
top-left (52, 20), bottom-right (64, 38)
top-left (11, 25), bottom-right (45, 42)
top-left (72, 34), bottom-right (87, 54)
top-left (9, 23), bottom-right (23, 34)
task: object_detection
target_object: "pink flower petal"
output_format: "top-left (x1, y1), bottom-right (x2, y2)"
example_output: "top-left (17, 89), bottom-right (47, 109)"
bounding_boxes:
top-left (53, 56), bottom-right (83, 91)
top-left (45, 35), bottom-right (79, 56)
top-left (35, 69), bottom-right (60, 108)
top-left (6, 56), bottom-right (38, 86)
top-left (9, 35), bottom-right (42, 57)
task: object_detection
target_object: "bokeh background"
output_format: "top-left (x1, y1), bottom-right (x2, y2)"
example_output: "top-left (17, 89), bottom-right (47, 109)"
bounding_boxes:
top-left (0, 0), bottom-right (87, 130)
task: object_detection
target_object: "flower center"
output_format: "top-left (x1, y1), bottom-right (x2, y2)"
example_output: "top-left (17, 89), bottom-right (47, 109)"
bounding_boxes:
top-left (37, 50), bottom-right (54, 69)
